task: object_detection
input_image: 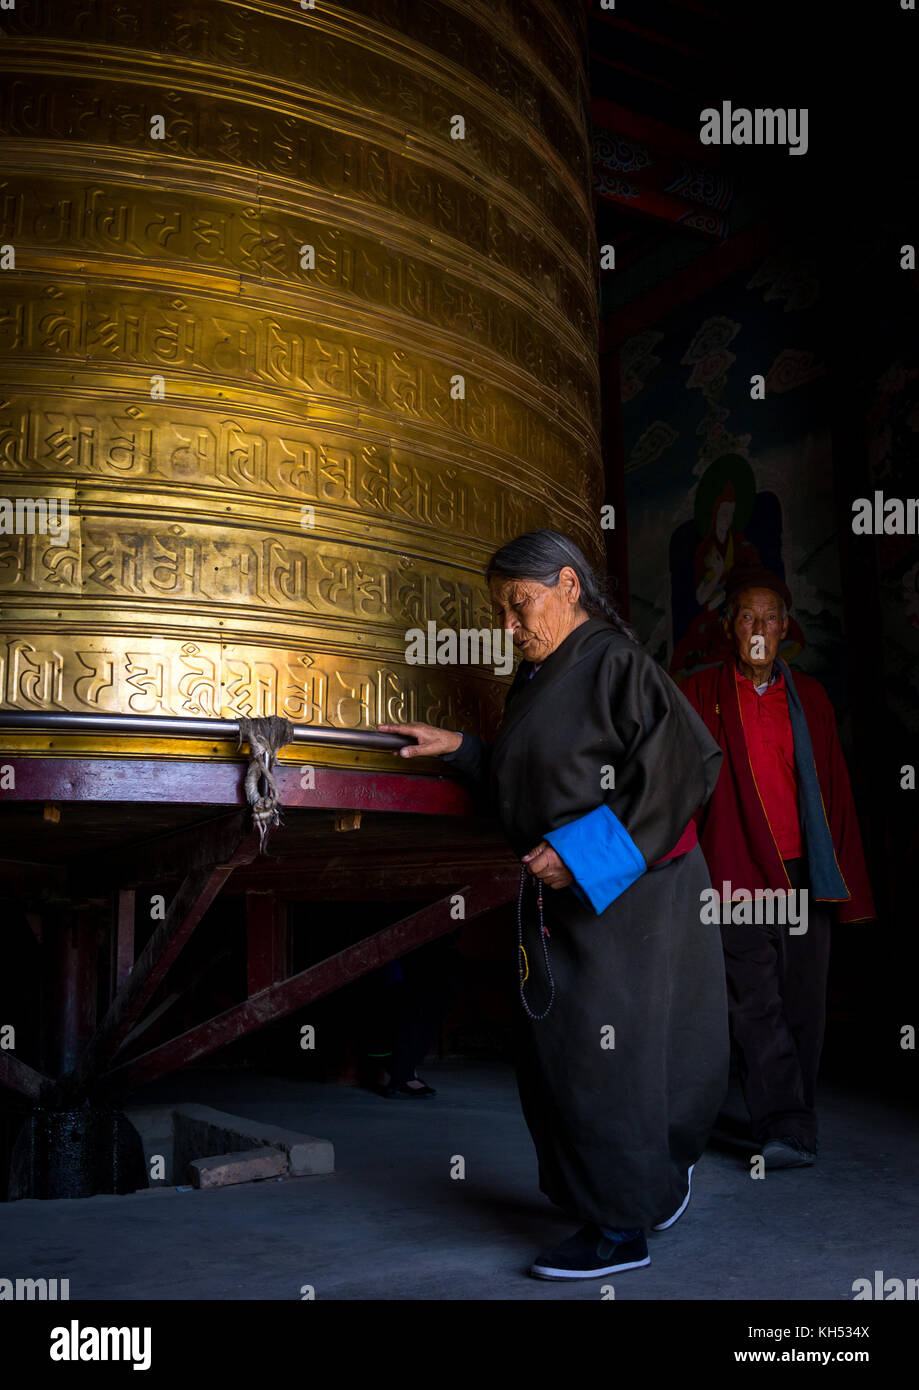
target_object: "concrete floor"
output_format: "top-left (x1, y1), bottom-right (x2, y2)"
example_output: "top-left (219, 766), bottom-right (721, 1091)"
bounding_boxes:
top-left (2, 1061), bottom-right (916, 1300)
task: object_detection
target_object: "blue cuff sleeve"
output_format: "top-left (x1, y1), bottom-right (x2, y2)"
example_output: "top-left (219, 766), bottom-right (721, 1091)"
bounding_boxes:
top-left (544, 805), bottom-right (646, 914)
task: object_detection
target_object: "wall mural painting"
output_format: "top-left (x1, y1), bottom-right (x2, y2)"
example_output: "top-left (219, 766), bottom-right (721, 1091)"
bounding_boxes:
top-left (621, 256), bottom-right (844, 711)
top-left (669, 453), bottom-right (805, 683)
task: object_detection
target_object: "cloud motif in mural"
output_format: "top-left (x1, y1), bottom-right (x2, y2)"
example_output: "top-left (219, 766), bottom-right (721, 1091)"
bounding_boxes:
top-left (620, 330), bottom-right (664, 403)
top-left (685, 348), bottom-right (737, 394)
top-left (627, 420), bottom-right (679, 471)
top-left (593, 133), bottom-right (652, 173)
top-left (747, 257), bottom-right (820, 312)
top-left (765, 348), bottom-right (826, 394)
top-left (694, 430), bottom-right (754, 473)
top-left (696, 404), bottom-right (731, 440)
top-left (680, 315), bottom-right (741, 365)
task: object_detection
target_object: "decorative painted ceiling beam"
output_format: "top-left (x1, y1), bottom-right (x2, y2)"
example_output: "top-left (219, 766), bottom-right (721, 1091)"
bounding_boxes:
top-left (592, 119), bottom-right (733, 238)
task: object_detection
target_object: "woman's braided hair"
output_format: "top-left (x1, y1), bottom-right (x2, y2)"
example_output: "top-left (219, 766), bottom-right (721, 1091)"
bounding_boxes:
top-left (485, 529), bottom-right (638, 643)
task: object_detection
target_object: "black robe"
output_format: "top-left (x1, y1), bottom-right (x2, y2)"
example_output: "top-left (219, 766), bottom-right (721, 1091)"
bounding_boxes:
top-left (442, 616), bottom-right (730, 1229)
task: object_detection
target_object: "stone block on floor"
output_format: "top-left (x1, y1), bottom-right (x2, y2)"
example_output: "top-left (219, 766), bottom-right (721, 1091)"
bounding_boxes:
top-left (173, 1104), bottom-right (334, 1181)
top-left (188, 1147), bottom-right (288, 1189)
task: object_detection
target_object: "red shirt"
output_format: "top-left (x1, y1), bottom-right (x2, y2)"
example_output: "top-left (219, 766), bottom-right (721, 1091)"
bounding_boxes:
top-left (735, 666), bottom-right (802, 860)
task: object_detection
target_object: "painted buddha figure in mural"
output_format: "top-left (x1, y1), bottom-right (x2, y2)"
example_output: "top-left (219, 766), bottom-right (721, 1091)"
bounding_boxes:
top-left (671, 478), bottom-right (759, 678)
top-left (670, 455), bottom-right (804, 683)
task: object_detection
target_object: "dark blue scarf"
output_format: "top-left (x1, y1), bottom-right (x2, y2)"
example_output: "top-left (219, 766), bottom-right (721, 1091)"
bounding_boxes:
top-left (776, 658), bottom-right (849, 900)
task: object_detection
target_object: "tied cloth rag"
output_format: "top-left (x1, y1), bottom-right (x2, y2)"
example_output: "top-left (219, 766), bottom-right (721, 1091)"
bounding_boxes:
top-left (237, 716), bottom-right (293, 851)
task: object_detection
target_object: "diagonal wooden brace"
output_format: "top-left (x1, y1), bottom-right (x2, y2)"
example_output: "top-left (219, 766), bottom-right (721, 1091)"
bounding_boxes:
top-left (0, 1050), bottom-right (52, 1102)
top-left (105, 868), bottom-right (518, 1095)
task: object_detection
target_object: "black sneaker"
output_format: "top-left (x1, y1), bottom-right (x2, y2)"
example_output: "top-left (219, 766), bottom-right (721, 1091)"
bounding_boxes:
top-left (530, 1225), bottom-right (650, 1280)
top-left (762, 1138), bottom-right (815, 1169)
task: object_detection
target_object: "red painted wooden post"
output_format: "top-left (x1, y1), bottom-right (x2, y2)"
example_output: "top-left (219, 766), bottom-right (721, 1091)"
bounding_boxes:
top-left (42, 907), bottom-right (98, 1078)
top-left (114, 889), bottom-right (135, 994)
top-left (246, 892), bottom-right (287, 997)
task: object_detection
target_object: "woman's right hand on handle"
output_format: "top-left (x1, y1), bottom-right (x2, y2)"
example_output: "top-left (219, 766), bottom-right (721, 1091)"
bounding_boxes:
top-left (376, 722), bottom-right (463, 759)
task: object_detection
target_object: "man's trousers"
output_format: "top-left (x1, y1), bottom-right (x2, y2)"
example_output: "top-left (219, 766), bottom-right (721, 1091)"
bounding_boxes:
top-left (719, 858), bottom-right (832, 1152)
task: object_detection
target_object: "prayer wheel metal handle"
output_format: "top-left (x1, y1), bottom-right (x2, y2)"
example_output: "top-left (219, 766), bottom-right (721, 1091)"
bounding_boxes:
top-left (0, 711), bottom-right (412, 751)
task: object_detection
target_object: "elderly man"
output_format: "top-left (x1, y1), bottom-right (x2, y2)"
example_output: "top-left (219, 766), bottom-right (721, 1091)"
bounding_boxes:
top-left (681, 567), bottom-right (875, 1169)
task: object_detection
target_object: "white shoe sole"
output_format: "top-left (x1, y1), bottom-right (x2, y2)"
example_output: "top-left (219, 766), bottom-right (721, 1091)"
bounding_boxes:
top-left (651, 1163), bottom-right (694, 1231)
top-left (530, 1255), bottom-right (651, 1281)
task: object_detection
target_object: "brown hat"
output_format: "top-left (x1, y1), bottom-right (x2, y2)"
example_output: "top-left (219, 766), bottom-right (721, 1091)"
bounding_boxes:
top-left (724, 565), bottom-right (793, 611)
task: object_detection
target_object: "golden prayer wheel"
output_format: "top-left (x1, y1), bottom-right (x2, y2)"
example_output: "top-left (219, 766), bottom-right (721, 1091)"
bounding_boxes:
top-left (0, 0), bottom-right (602, 770)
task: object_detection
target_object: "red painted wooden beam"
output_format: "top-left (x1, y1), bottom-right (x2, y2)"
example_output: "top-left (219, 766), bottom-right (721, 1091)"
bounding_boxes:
top-left (0, 1050), bottom-right (50, 1101)
top-left (590, 50), bottom-right (683, 96)
top-left (589, 9), bottom-right (701, 59)
top-left (658, 0), bottom-right (722, 17)
top-left (595, 180), bottom-right (727, 237)
top-left (0, 757), bottom-right (472, 816)
top-left (105, 868), bottom-right (519, 1094)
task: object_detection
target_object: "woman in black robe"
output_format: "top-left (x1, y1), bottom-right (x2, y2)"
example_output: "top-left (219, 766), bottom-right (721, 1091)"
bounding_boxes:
top-left (379, 530), bottom-right (729, 1280)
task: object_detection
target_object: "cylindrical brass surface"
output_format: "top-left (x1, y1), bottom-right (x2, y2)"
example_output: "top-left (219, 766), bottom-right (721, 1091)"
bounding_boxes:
top-left (0, 0), bottom-right (601, 767)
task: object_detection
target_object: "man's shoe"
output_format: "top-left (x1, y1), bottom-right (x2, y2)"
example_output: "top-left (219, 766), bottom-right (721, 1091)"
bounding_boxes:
top-left (652, 1163), bottom-right (695, 1231)
top-left (393, 1079), bottom-right (436, 1097)
top-left (762, 1138), bottom-right (815, 1169)
top-left (530, 1226), bottom-right (650, 1281)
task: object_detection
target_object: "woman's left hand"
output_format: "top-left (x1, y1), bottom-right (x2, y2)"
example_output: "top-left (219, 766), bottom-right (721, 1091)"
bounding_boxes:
top-left (521, 841), bottom-right (574, 889)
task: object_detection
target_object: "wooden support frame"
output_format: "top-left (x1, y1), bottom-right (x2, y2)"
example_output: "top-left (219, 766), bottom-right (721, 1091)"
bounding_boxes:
top-left (61, 817), bottom-right (260, 1100)
top-left (79, 810), bottom-right (253, 893)
top-left (105, 869), bottom-right (518, 1094)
